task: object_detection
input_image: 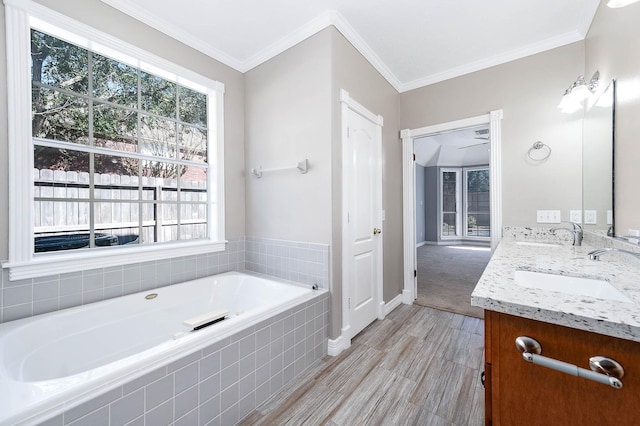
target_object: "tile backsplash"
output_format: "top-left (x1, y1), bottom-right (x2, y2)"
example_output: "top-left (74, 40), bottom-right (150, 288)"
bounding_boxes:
top-left (1, 236), bottom-right (330, 324)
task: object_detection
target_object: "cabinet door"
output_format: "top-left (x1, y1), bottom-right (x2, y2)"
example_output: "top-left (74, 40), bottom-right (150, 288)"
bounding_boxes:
top-left (488, 312), bottom-right (640, 426)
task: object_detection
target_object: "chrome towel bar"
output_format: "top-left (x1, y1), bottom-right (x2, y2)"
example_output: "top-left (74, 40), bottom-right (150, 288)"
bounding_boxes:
top-left (515, 336), bottom-right (624, 389)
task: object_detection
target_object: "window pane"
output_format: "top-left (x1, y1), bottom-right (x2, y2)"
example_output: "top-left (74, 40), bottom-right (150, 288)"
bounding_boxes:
top-left (467, 169), bottom-right (490, 237)
top-left (34, 147), bottom-right (89, 183)
top-left (93, 201), bottom-right (140, 240)
top-left (442, 213), bottom-right (457, 236)
top-left (34, 200), bottom-right (90, 233)
top-left (178, 86), bottom-right (206, 126)
top-left (442, 171), bottom-right (457, 213)
top-left (140, 115), bottom-right (178, 161)
top-left (92, 53), bottom-right (138, 108)
top-left (93, 103), bottom-right (137, 150)
top-left (180, 223), bottom-right (207, 240)
top-left (94, 154), bottom-right (139, 202)
top-left (179, 125), bottom-right (207, 163)
top-left (32, 88), bottom-right (89, 143)
top-left (180, 166), bottom-right (207, 202)
top-left (141, 71), bottom-right (176, 118)
top-left (31, 30), bottom-right (88, 94)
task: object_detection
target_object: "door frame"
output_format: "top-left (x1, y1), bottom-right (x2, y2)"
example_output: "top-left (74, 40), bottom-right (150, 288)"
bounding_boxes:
top-left (400, 110), bottom-right (503, 303)
top-left (340, 89), bottom-right (384, 349)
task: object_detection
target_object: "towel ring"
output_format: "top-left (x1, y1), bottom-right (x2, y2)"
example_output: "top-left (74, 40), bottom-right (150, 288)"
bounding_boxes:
top-left (527, 141), bottom-right (551, 161)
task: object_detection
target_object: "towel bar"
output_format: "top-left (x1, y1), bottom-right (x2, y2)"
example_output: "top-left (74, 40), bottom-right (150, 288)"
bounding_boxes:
top-left (515, 336), bottom-right (623, 389)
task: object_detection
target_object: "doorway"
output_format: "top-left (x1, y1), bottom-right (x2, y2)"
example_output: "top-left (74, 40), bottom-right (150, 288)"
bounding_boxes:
top-left (400, 111), bottom-right (503, 309)
top-left (412, 125), bottom-right (493, 317)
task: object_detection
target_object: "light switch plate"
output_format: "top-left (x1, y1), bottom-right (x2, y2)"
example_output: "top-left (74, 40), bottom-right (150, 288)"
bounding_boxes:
top-left (569, 210), bottom-right (582, 223)
top-left (584, 210), bottom-right (597, 224)
top-left (536, 210), bottom-right (561, 223)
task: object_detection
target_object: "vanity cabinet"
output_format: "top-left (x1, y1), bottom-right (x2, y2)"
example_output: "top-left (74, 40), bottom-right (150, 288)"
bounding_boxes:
top-left (484, 311), bottom-right (640, 426)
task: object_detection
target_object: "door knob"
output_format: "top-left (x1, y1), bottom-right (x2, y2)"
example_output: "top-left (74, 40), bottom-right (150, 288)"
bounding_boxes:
top-left (373, 228), bottom-right (381, 235)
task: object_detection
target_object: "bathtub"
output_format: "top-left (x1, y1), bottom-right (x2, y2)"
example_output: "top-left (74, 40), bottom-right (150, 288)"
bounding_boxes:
top-left (0, 271), bottom-right (327, 425)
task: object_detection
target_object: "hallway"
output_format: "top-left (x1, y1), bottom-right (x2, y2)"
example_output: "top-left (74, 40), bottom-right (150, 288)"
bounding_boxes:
top-left (241, 304), bottom-right (484, 425)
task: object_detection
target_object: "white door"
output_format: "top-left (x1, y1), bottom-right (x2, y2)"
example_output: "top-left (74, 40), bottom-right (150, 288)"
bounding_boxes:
top-left (343, 98), bottom-right (383, 339)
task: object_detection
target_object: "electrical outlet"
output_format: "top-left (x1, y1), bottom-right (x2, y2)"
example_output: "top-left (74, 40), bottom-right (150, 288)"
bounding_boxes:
top-left (629, 229), bottom-right (640, 237)
top-left (607, 210), bottom-right (613, 225)
top-left (569, 210), bottom-right (582, 223)
top-left (584, 210), bottom-right (597, 224)
top-left (536, 210), bottom-right (561, 223)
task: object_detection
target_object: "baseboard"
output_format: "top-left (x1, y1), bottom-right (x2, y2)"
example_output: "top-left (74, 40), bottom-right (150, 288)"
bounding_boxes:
top-left (327, 337), bottom-right (344, 356)
top-left (327, 327), bottom-right (352, 356)
top-left (416, 241), bottom-right (427, 248)
top-left (384, 294), bottom-right (403, 315)
top-left (402, 288), bottom-right (414, 305)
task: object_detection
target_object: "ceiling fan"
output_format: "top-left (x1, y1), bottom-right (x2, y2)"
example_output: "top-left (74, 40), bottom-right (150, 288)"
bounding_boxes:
top-left (458, 128), bottom-right (489, 149)
top-left (458, 141), bottom-right (489, 149)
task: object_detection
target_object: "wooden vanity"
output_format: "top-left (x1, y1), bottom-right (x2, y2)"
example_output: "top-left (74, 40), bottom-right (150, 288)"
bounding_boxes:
top-left (471, 235), bottom-right (640, 426)
top-left (483, 310), bottom-right (640, 425)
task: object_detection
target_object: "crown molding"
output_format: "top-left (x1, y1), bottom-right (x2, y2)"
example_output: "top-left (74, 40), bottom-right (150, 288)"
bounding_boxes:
top-left (99, 0), bottom-right (243, 70)
top-left (327, 11), bottom-right (402, 91)
top-left (99, 0), bottom-right (596, 94)
top-left (398, 29), bottom-right (586, 92)
top-left (239, 11), bottom-right (334, 73)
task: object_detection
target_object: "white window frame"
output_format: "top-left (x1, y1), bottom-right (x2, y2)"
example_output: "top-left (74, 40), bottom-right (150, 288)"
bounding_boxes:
top-left (439, 168), bottom-right (461, 239)
top-left (463, 166), bottom-right (491, 241)
top-left (3, 0), bottom-right (226, 280)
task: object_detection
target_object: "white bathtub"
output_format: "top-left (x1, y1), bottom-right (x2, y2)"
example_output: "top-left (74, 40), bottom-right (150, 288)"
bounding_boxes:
top-left (0, 271), bottom-right (320, 425)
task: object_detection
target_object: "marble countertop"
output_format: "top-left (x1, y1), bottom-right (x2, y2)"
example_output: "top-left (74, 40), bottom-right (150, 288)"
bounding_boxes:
top-left (471, 233), bottom-right (640, 342)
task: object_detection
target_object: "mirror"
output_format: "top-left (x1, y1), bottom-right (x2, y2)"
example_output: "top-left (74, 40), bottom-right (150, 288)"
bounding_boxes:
top-left (582, 80), bottom-right (615, 235)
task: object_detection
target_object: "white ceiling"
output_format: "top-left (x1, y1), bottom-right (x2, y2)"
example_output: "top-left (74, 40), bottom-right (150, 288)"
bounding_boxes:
top-left (100, 0), bottom-right (601, 93)
top-left (414, 125), bottom-right (490, 167)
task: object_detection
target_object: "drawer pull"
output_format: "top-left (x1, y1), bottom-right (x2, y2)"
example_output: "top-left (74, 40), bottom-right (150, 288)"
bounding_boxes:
top-left (515, 336), bottom-right (624, 390)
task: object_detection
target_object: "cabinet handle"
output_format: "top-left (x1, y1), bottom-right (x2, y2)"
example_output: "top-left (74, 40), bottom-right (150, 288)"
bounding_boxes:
top-left (515, 336), bottom-right (624, 390)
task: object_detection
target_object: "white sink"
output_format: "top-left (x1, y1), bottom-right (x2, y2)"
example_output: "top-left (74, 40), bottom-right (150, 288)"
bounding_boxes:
top-left (515, 241), bottom-right (562, 248)
top-left (514, 270), bottom-right (633, 303)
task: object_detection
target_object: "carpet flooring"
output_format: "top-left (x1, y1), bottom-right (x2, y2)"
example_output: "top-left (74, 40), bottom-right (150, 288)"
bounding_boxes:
top-left (415, 244), bottom-right (491, 319)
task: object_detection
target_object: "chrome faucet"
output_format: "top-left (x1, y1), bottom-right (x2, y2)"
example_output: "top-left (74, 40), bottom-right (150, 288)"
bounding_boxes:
top-left (588, 247), bottom-right (640, 261)
top-left (550, 222), bottom-right (583, 246)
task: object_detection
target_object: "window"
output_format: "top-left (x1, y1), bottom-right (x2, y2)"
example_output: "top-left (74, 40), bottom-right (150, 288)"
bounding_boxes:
top-left (4, 2), bottom-right (225, 279)
top-left (440, 167), bottom-right (490, 240)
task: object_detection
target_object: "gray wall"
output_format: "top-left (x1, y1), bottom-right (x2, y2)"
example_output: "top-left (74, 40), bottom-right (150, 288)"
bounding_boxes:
top-left (244, 29), bottom-right (333, 243)
top-left (245, 27), bottom-right (403, 340)
top-left (425, 166), bottom-right (439, 242)
top-left (400, 42), bottom-right (585, 228)
top-left (585, 2), bottom-right (640, 234)
top-left (415, 164), bottom-right (426, 244)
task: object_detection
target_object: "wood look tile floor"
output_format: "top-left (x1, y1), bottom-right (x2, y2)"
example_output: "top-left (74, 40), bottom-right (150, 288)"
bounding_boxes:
top-left (240, 304), bottom-right (484, 425)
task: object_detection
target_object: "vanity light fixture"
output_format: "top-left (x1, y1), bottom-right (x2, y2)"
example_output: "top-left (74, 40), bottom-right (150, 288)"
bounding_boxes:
top-left (607, 0), bottom-right (640, 8)
top-left (558, 71), bottom-right (600, 114)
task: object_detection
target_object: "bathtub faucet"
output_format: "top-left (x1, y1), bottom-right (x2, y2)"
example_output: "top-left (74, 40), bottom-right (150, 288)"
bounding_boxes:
top-left (550, 222), bottom-right (583, 246)
top-left (588, 247), bottom-right (640, 261)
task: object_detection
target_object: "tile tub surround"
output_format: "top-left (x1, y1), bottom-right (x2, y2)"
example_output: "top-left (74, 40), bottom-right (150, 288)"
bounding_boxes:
top-left (1, 236), bottom-right (331, 324)
top-left (471, 236), bottom-right (640, 342)
top-left (245, 237), bottom-right (329, 289)
top-left (28, 291), bottom-right (329, 426)
top-left (0, 237), bottom-right (245, 324)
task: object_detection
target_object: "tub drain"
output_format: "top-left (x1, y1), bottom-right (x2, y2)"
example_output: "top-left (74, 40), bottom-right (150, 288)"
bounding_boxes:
top-left (145, 293), bottom-right (158, 300)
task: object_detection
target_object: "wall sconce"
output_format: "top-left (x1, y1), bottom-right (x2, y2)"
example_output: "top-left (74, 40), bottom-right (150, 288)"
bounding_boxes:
top-left (558, 71), bottom-right (599, 114)
top-left (607, 0), bottom-right (640, 8)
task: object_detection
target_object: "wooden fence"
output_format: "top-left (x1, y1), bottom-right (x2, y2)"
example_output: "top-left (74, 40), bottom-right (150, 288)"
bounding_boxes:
top-left (33, 168), bottom-right (207, 244)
